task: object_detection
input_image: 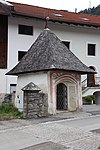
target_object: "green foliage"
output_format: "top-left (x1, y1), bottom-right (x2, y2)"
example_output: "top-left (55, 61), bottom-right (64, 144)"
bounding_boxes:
top-left (79, 5), bottom-right (100, 16)
top-left (0, 104), bottom-right (22, 120)
top-left (82, 95), bottom-right (95, 102)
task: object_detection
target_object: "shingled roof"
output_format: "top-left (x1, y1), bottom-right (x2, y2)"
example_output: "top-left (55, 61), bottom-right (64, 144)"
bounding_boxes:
top-left (0, 2), bottom-right (100, 28)
top-left (6, 29), bottom-right (94, 75)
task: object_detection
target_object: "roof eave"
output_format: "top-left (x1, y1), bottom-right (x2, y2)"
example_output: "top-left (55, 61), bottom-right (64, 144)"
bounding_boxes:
top-left (50, 19), bottom-right (100, 28)
top-left (6, 68), bottom-right (96, 76)
top-left (10, 11), bottom-right (100, 28)
top-left (11, 11), bottom-right (45, 20)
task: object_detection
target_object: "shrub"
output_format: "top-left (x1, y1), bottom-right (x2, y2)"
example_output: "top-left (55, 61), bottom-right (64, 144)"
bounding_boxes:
top-left (0, 104), bottom-right (22, 120)
top-left (82, 95), bottom-right (95, 102)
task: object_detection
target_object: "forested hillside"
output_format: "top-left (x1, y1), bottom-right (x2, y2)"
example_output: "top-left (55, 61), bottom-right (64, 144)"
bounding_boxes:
top-left (79, 5), bottom-right (100, 15)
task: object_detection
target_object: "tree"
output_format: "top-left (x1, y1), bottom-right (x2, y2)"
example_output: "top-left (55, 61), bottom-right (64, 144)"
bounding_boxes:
top-left (79, 5), bottom-right (100, 16)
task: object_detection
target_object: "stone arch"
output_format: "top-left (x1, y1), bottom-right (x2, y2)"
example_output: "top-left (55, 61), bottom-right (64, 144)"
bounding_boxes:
top-left (54, 74), bottom-right (78, 112)
top-left (89, 66), bottom-right (96, 71)
top-left (55, 74), bottom-right (78, 86)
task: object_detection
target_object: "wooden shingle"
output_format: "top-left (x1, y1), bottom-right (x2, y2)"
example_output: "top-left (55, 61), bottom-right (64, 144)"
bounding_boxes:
top-left (6, 29), bottom-right (95, 75)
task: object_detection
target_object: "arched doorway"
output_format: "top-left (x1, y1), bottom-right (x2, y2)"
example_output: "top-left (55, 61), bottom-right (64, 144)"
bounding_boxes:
top-left (56, 83), bottom-right (68, 110)
top-left (87, 66), bottom-right (96, 87)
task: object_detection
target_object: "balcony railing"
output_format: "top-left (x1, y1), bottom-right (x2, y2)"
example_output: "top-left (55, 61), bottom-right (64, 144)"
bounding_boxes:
top-left (82, 77), bottom-right (100, 88)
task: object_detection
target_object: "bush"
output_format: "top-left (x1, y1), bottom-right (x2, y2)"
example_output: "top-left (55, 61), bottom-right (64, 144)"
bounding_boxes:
top-left (82, 95), bottom-right (95, 102)
top-left (0, 104), bottom-right (22, 120)
top-left (82, 95), bottom-right (95, 105)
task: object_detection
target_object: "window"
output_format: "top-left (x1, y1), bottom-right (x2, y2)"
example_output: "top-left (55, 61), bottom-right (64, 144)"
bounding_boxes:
top-left (88, 44), bottom-right (96, 56)
top-left (18, 24), bottom-right (33, 35)
top-left (18, 51), bottom-right (27, 61)
top-left (10, 84), bottom-right (16, 93)
top-left (62, 41), bottom-right (70, 49)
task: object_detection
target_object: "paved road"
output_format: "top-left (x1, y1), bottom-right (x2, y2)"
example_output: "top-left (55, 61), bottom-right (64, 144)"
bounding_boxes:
top-left (0, 115), bottom-right (100, 150)
top-left (57, 115), bottom-right (100, 132)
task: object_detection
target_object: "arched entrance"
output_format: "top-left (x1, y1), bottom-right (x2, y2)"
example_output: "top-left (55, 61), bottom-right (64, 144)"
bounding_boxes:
top-left (87, 66), bottom-right (96, 87)
top-left (56, 83), bottom-right (68, 110)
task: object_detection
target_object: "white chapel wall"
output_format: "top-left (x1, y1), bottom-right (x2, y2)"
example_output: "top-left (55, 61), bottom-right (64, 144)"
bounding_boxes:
top-left (15, 72), bottom-right (48, 111)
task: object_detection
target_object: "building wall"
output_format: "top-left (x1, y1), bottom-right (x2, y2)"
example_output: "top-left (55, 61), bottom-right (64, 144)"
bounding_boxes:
top-left (15, 70), bottom-right (82, 114)
top-left (48, 22), bottom-right (100, 78)
top-left (83, 87), bottom-right (100, 97)
top-left (48, 70), bottom-right (82, 114)
top-left (1, 15), bottom-right (100, 95)
top-left (16, 72), bottom-right (48, 111)
top-left (6, 16), bottom-right (45, 94)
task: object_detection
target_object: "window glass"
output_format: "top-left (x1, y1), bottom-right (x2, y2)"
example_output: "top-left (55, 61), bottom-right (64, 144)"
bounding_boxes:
top-left (88, 44), bottom-right (96, 56)
top-left (18, 51), bottom-right (27, 61)
top-left (62, 41), bottom-right (70, 49)
top-left (18, 24), bottom-right (33, 35)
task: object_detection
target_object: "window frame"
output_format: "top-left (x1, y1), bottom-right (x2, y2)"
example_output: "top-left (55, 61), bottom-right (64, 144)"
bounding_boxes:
top-left (18, 24), bottom-right (33, 36)
top-left (10, 84), bottom-right (17, 94)
top-left (18, 51), bottom-right (27, 61)
top-left (62, 41), bottom-right (70, 49)
top-left (86, 42), bottom-right (98, 57)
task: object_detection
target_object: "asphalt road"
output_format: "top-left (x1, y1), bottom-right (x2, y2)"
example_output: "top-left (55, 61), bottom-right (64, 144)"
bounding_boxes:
top-left (0, 115), bottom-right (100, 150)
top-left (57, 115), bottom-right (100, 132)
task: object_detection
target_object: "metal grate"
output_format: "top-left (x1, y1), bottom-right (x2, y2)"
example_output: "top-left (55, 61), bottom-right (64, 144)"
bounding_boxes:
top-left (57, 83), bottom-right (67, 110)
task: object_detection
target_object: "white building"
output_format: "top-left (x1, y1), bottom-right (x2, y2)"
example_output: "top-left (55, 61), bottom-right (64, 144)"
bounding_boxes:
top-left (0, 1), bottom-right (100, 103)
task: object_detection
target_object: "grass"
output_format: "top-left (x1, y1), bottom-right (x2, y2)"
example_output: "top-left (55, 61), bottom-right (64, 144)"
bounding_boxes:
top-left (0, 104), bottom-right (22, 120)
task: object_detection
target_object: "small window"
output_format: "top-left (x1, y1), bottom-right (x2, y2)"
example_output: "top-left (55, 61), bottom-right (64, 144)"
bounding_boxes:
top-left (62, 41), bottom-right (70, 49)
top-left (10, 84), bottom-right (16, 93)
top-left (18, 24), bottom-right (33, 35)
top-left (18, 51), bottom-right (27, 61)
top-left (88, 44), bottom-right (96, 56)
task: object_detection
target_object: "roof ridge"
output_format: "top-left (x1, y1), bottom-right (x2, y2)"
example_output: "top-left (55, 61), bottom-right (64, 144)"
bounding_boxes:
top-left (8, 1), bottom-right (100, 18)
top-left (1, 1), bottom-right (100, 28)
top-left (8, 1), bottom-right (62, 11)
